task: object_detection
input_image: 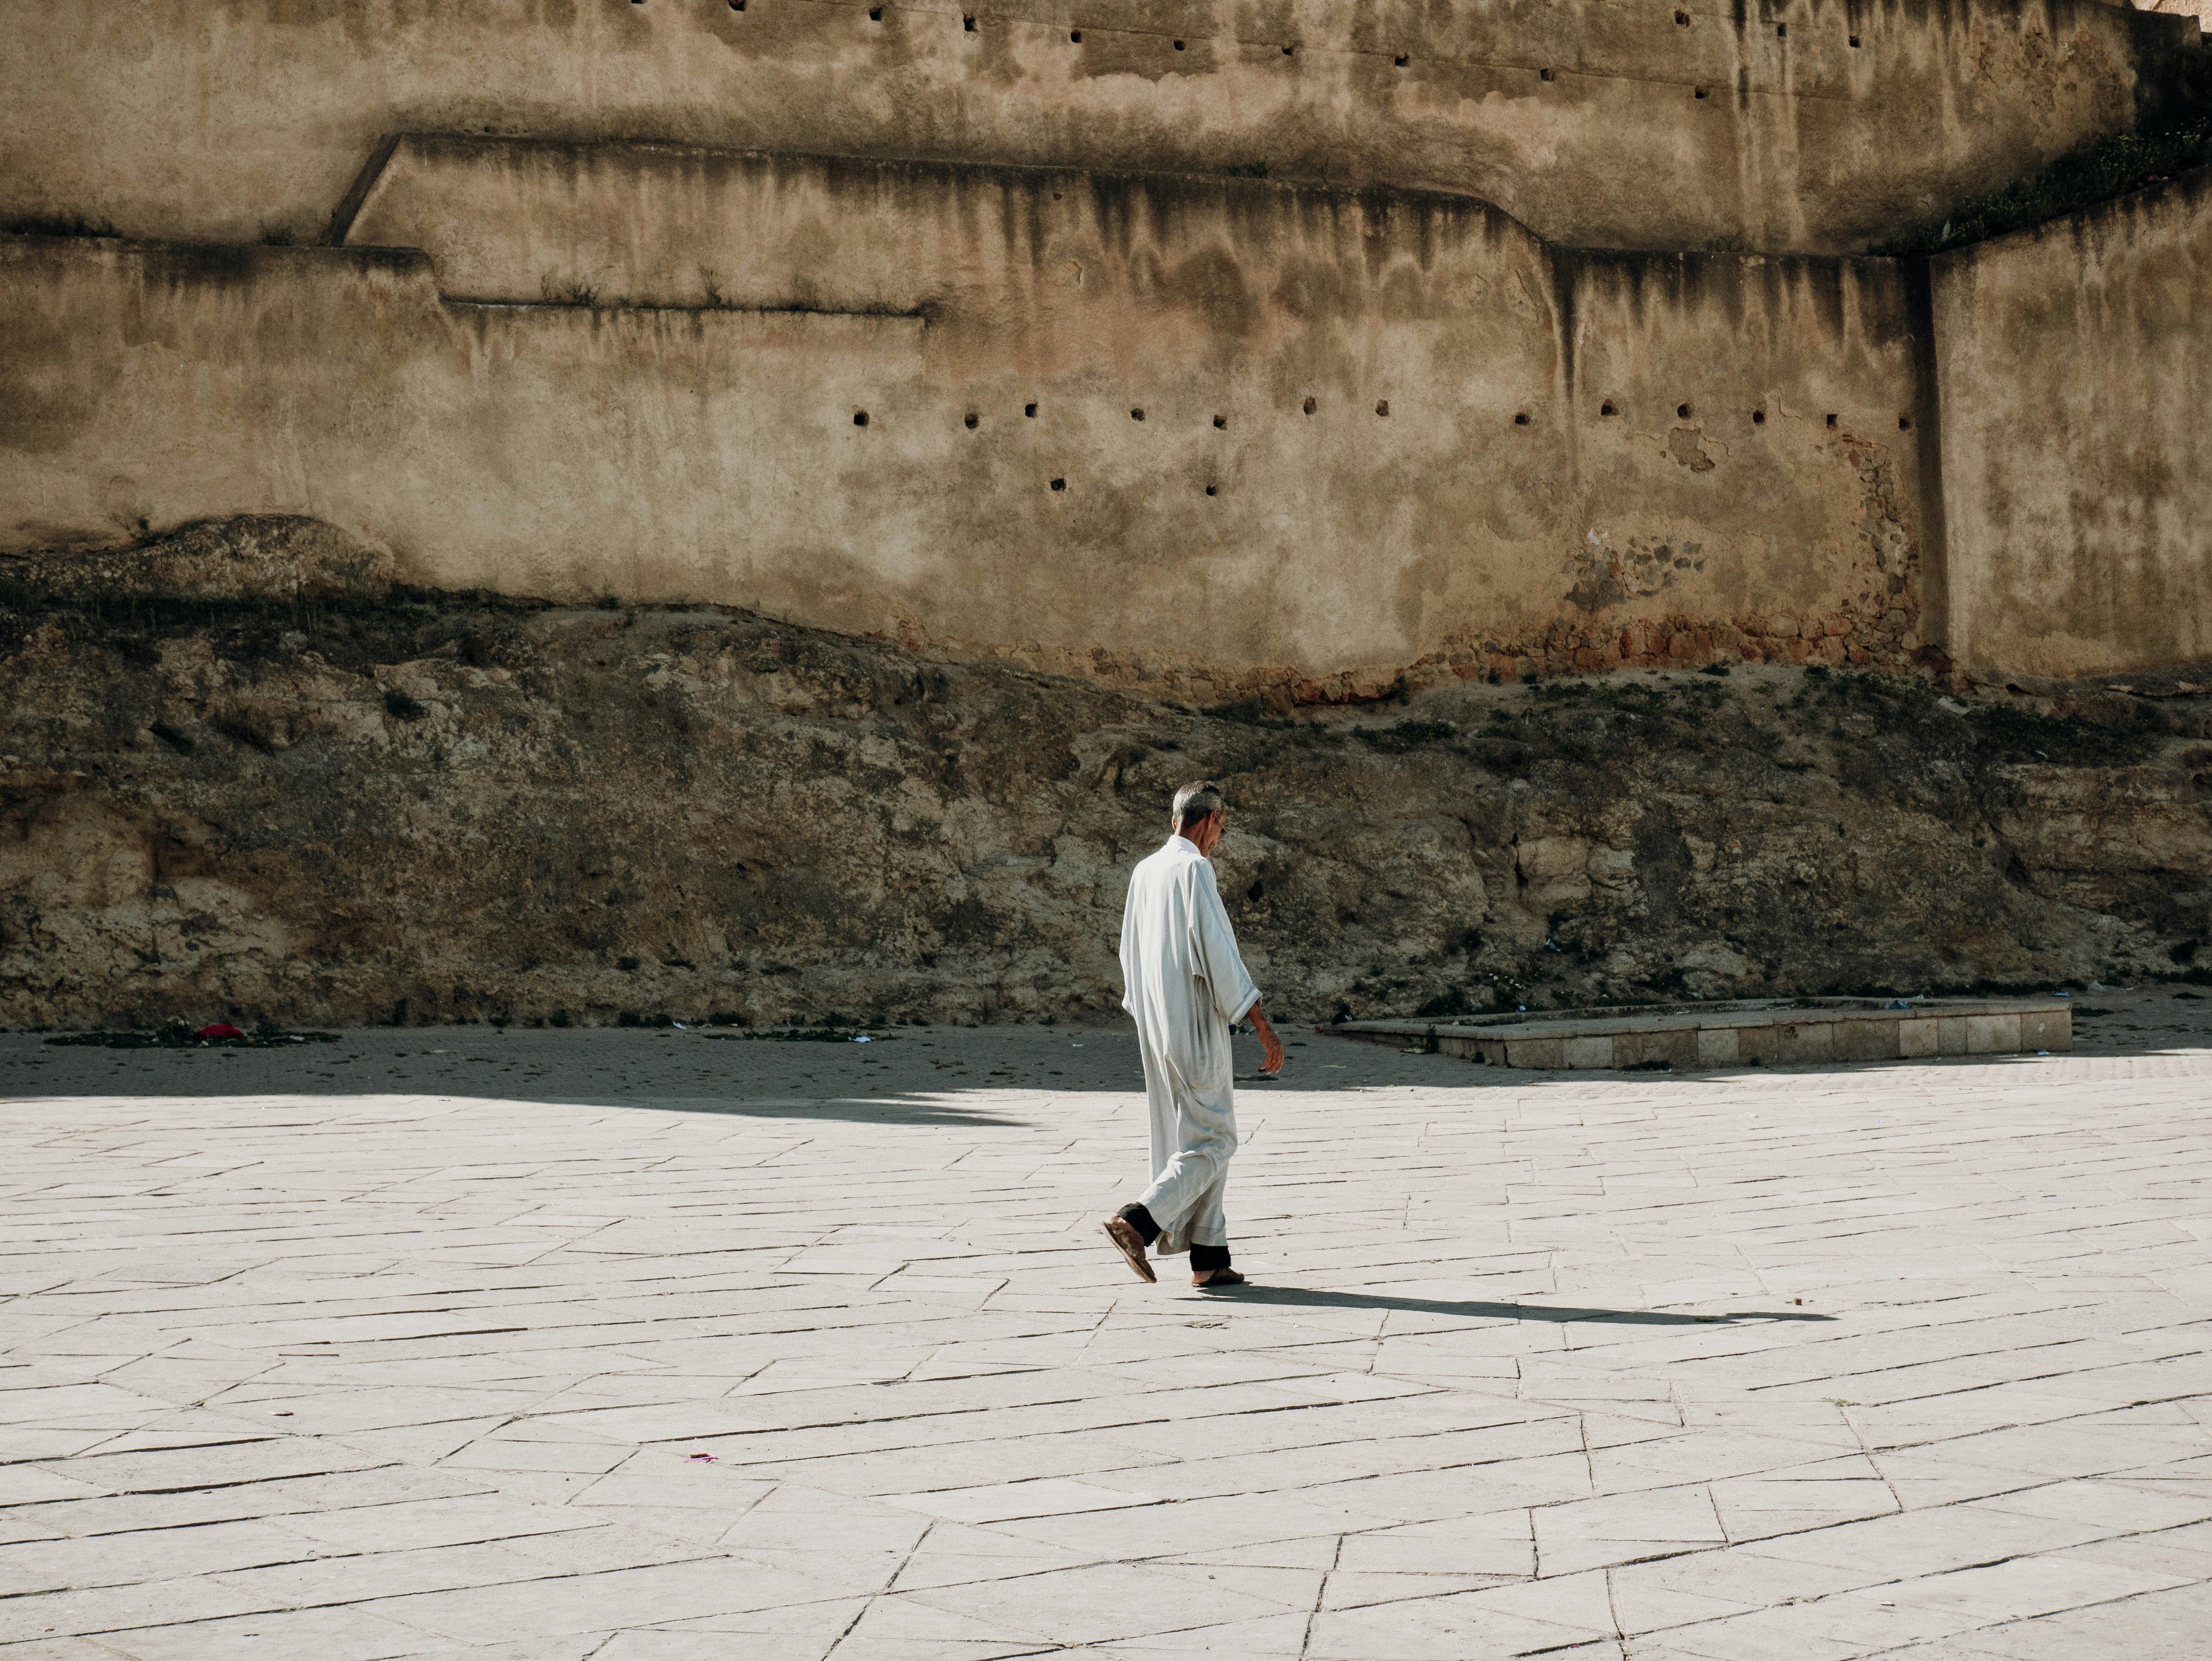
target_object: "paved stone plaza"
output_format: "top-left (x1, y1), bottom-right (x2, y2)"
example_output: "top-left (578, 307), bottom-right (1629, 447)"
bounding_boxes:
top-left (2, 1003), bottom-right (2210, 1659)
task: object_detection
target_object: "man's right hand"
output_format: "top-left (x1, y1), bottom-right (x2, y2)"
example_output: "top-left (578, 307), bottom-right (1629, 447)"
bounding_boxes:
top-left (1250, 1007), bottom-right (1285, 1076)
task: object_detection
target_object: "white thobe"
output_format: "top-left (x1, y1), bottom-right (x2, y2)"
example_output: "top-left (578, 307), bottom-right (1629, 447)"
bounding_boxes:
top-left (1119, 834), bottom-right (1262, 1254)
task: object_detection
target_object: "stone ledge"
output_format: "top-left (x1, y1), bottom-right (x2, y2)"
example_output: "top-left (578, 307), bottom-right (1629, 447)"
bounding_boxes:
top-left (1329, 996), bottom-right (2072, 1070)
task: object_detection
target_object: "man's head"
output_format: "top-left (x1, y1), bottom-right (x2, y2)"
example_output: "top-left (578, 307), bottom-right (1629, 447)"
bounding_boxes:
top-left (1172, 780), bottom-right (1227, 855)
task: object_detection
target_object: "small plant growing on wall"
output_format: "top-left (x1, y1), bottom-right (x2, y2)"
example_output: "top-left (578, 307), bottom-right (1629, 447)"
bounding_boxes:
top-left (539, 271), bottom-right (601, 307)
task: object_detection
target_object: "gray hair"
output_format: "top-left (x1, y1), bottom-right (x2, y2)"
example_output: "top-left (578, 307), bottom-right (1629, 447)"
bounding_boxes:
top-left (1172, 779), bottom-right (1226, 827)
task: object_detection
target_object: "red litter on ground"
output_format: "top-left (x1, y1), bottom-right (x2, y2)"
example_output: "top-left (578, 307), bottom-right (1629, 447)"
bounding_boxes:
top-left (686, 1452), bottom-right (717, 1463)
top-left (198, 1024), bottom-right (247, 1041)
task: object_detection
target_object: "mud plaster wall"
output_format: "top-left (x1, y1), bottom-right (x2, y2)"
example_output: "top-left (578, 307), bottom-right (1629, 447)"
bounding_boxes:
top-left (1933, 167), bottom-right (2212, 682)
top-left (0, 0), bottom-right (2194, 257)
top-left (0, 157), bottom-right (1931, 694)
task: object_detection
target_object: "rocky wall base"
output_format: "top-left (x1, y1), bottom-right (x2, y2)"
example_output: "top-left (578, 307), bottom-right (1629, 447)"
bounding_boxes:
top-left (2, 538), bottom-right (2207, 1030)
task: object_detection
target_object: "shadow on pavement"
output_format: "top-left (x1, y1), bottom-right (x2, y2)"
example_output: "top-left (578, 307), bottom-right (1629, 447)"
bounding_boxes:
top-left (650, 1094), bottom-right (1031, 1127)
top-left (1208, 1285), bottom-right (1836, 1324)
top-left (0, 1084), bottom-right (1032, 1128)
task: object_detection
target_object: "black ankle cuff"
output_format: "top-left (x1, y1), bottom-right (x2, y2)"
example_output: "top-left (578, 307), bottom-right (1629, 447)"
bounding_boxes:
top-left (1190, 1243), bottom-right (1232, 1272)
top-left (1116, 1203), bottom-right (1160, 1246)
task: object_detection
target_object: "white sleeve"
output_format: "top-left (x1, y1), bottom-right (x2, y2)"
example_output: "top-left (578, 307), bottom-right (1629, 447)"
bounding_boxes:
top-left (1188, 863), bottom-right (1261, 1026)
top-left (1118, 870), bottom-right (1140, 1016)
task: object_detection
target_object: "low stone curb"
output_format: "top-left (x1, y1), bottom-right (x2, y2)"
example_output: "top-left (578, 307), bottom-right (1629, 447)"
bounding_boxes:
top-left (1330, 995), bottom-right (2073, 1070)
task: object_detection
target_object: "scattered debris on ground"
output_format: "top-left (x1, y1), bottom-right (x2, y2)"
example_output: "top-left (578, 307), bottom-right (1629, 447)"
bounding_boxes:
top-left (697, 1028), bottom-right (890, 1043)
top-left (44, 1020), bottom-right (340, 1049)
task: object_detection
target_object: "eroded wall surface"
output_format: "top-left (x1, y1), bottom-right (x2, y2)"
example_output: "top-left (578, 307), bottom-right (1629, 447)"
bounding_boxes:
top-left (0, 0), bottom-right (2193, 256)
top-left (0, 150), bottom-right (1931, 694)
top-left (2140, 0), bottom-right (2206, 29)
top-left (1934, 169), bottom-right (2212, 680)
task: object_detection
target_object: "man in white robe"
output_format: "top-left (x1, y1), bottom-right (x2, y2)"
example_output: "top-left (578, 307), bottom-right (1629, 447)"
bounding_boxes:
top-left (1102, 781), bottom-right (1284, 1288)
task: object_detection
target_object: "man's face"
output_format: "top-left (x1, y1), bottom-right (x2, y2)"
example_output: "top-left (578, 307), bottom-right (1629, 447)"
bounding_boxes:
top-left (1185, 811), bottom-right (1225, 856)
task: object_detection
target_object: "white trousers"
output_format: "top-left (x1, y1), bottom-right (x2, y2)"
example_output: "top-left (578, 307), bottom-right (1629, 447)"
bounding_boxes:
top-left (1132, 1024), bottom-right (1237, 1252)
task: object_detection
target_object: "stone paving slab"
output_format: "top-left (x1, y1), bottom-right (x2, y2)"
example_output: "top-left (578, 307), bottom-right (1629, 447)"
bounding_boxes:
top-left (0, 1001), bottom-right (2209, 1658)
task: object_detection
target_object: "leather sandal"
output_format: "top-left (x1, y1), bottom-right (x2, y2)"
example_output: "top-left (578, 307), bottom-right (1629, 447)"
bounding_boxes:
top-left (1192, 1268), bottom-right (1248, 1288)
top-left (1102, 1217), bottom-right (1156, 1283)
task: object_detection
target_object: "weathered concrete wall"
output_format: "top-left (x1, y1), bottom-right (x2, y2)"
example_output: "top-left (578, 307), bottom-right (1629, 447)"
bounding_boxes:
top-left (0, 0), bottom-right (2194, 256)
top-left (0, 152), bottom-right (1930, 693)
top-left (1933, 166), bottom-right (2212, 680)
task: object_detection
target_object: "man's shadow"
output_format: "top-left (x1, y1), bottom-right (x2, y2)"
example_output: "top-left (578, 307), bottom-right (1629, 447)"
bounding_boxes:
top-left (1203, 1286), bottom-right (1834, 1324)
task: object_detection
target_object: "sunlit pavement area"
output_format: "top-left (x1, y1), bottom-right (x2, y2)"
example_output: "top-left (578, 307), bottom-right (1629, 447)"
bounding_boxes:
top-left (2, 999), bottom-right (2210, 1660)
